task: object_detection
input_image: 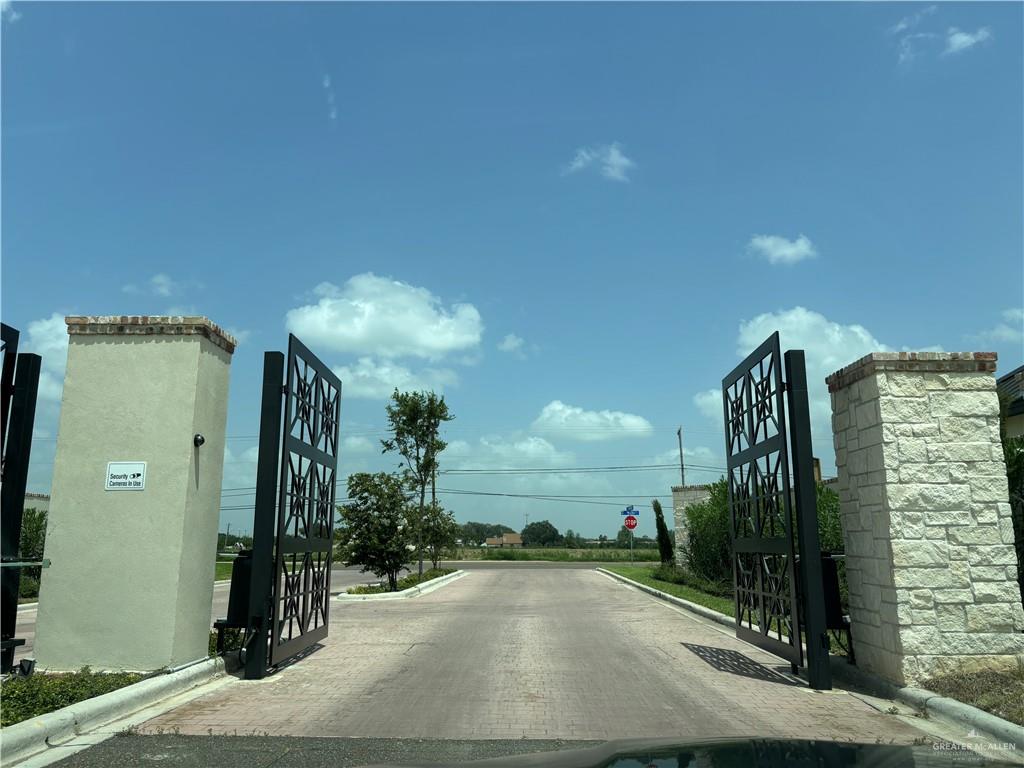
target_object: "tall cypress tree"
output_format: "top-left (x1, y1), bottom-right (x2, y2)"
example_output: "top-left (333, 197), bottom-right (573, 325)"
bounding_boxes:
top-left (653, 499), bottom-right (674, 565)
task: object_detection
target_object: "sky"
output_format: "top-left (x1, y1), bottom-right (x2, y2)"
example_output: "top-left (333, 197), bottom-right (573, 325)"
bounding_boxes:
top-left (3, 2), bottom-right (1022, 540)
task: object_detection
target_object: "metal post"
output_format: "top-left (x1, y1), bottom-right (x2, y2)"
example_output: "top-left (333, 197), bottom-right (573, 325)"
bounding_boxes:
top-left (677, 427), bottom-right (685, 486)
top-left (784, 349), bottom-right (832, 691)
top-left (244, 351), bottom-right (284, 680)
top-left (629, 528), bottom-right (633, 564)
top-left (1, 353), bottom-right (40, 674)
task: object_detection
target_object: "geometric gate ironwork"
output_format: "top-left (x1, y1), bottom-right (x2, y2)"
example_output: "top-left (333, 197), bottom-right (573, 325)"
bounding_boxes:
top-left (1, 323), bottom-right (41, 674)
top-left (244, 333), bottom-right (341, 679)
top-left (721, 331), bottom-right (831, 690)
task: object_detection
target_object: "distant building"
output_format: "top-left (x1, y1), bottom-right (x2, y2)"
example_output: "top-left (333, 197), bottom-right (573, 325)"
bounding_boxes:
top-left (485, 533), bottom-right (523, 548)
top-left (24, 492), bottom-right (50, 513)
top-left (998, 364), bottom-right (1024, 438)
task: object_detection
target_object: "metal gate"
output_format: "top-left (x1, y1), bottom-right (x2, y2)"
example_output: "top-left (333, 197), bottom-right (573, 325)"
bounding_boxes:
top-left (245, 334), bottom-right (341, 678)
top-left (1, 324), bottom-right (41, 673)
top-left (721, 331), bottom-right (831, 689)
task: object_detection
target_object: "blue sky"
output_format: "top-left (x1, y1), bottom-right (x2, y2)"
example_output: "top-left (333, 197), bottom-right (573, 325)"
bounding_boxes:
top-left (4, 2), bottom-right (1022, 539)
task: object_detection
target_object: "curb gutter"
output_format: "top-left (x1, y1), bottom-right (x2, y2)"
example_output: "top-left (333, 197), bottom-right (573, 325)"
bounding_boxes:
top-left (0, 656), bottom-right (234, 766)
top-left (597, 567), bottom-right (1024, 748)
top-left (335, 570), bottom-right (467, 602)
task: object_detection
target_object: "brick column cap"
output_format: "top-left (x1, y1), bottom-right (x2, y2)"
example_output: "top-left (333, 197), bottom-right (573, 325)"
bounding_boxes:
top-left (825, 352), bottom-right (996, 393)
top-left (65, 315), bottom-right (237, 355)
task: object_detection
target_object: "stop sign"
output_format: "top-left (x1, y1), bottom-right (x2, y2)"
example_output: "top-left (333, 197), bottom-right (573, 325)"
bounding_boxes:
top-left (624, 515), bottom-right (638, 530)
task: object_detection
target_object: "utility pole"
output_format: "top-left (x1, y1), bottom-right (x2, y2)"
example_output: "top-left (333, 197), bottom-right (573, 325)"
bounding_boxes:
top-left (677, 426), bottom-right (686, 486)
top-left (225, 522), bottom-right (231, 550)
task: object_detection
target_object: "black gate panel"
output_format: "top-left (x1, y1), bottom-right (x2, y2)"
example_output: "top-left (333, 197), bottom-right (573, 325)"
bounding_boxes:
top-left (722, 332), bottom-right (802, 667)
top-left (244, 334), bottom-right (341, 678)
top-left (270, 334), bottom-right (340, 666)
top-left (721, 331), bottom-right (831, 690)
top-left (1, 324), bottom-right (41, 673)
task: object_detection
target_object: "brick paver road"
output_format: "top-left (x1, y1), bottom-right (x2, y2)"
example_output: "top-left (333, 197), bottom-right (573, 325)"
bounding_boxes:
top-left (140, 568), bottom-right (928, 742)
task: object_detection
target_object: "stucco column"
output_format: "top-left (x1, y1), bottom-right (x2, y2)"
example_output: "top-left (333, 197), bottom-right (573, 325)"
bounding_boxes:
top-left (826, 352), bottom-right (1024, 686)
top-left (35, 316), bottom-right (235, 671)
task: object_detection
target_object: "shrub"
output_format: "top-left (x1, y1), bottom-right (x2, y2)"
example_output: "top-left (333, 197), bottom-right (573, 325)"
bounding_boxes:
top-left (208, 628), bottom-right (244, 657)
top-left (347, 568), bottom-right (454, 595)
top-left (684, 480), bottom-right (732, 584)
top-left (19, 576), bottom-right (39, 600)
top-left (651, 563), bottom-right (732, 598)
top-left (0, 668), bottom-right (144, 727)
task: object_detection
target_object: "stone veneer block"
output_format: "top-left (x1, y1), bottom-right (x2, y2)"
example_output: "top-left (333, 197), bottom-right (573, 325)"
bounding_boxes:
top-left (825, 352), bottom-right (1024, 686)
top-left (35, 316), bottom-right (235, 671)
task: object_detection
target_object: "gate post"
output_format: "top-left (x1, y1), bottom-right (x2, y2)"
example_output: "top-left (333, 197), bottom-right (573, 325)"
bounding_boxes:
top-left (784, 350), bottom-right (832, 690)
top-left (35, 316), bottom-right (235, 671)
top-left (245, 351), bottom-right (284, 680)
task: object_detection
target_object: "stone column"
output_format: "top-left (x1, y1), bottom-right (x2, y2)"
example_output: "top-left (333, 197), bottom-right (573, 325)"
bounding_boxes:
top-left (35, 317), bottom-right (235, 671)
top-left (826, 352), bottom-right (1024, 686)
top-left (672, 484), bottom-right (711, 569)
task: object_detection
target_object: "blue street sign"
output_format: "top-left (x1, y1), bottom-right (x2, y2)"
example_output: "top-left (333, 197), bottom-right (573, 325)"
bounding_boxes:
top-left (621, 505), bottom-right (639, 516)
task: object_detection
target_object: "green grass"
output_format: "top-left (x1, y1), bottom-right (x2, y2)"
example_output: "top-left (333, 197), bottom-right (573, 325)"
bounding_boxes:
top-left (605, 564), bottom-right (734, 615)
top-left (923, 668), bottom-right (1024, 726)
top-left (214, 561), bottom-right (234, 581)
top-left (347, 568), bottom-right (456, 595)
top-left (0, 668), bottom-right (144, 727)
top-left (456, 548), bottom-right (660, 562)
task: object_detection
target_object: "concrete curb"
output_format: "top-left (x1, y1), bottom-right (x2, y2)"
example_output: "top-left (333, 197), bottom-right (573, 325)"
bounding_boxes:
top-left (596, 568), bottom-right (735, 630)
top-left (600, 567), bottom-right (1024, 748)
top-left (828, 656), bottom-right (1024, 748)
top-left (335, 570), bottom-right (467, 602)
top-left (0, 656), bottom-right (234, 766)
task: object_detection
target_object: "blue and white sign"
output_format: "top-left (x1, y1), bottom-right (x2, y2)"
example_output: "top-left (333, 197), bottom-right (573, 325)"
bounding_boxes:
top-left (621, 504), bottom-right (639, 516)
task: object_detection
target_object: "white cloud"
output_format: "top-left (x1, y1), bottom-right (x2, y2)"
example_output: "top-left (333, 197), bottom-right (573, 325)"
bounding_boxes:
top-left (747, 234), bottom-right (818, 265)
top-left (944, 27), bottom-right (992, 56)
top-left (341, 435), bottom-right (374, 453)
top-left (530, 400), bottom-right (653, 442)
top-left (736, 307), bottom-right (893, 447)
top-left (122, 273), bottom-right (181, 297)
top-left (225, 327), bottom-right (251, 345)
top-left (970, 308), bottom-right (1023, 346)
top-left (693, 389), bottom-right (721, 421)
top-left (887, 5), bottom-right (936, 35)
top-left (286, 273), bottom-right (483, 361)
top-left (1, 1), bottom-right (22, 23)
top-left (897, 32), bottom-right (939, 65)
top-left (447, 436), bottom-right (574, 469)
top-left (322, 72), bottom-right (338, 123)
top-left (332, 357), bottom-right (458, 400)
top-left (24, 313), bottom-right (70, 403)
top-left (498, 333), bottom-right (524, 353)
top-left (562, 142), bottom-right (636, 183)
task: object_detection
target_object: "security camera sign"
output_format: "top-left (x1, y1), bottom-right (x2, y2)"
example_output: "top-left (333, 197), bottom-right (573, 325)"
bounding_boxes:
top-left (105, 461), bottom-right (147, 491)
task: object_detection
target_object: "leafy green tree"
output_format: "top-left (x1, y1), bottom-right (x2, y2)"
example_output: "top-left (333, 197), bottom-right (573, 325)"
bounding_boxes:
top-left (615, 525), bottom-right (631, 548)
top-left (521, 520), bottom-right (562, 547)
top-left (381, 390), bottom-right (454, 575)
top-left (652, 499), bottom-right (674, 564)
top-left (597, 534), bottom-right (608, 549)
top-left (422, 502), bottom-right (460, 569)
top-left (335, 473), bottom-right (413, 591)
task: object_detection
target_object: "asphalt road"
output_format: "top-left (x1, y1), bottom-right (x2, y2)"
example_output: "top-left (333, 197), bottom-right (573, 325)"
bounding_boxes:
top-left (13, 561), bottom-right (611, 664)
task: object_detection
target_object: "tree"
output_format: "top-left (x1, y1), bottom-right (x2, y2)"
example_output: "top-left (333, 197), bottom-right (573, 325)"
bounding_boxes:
top-left (422, 502), bottom-right (460, 569)
top-left (335, 472), bottom-right (413, 591)
top-left (563, 528), bottom-right (577, 548)
top-left (616, 525), bottom-right (632, 549)
top-left (597, 534), bottom-right (608, 549)
top-left (381, 390), bottom-right (454, 575)
top-left (18, 507), bottom-right (47, 591)
top-left (653, 499), bottom-right (674, 564)
top-left (521, 520), bottom-right (562, 547)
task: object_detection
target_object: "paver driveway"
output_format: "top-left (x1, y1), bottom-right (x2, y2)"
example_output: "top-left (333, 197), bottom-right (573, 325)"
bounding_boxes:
top-left (140, 568), bottom-right (927, 742)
